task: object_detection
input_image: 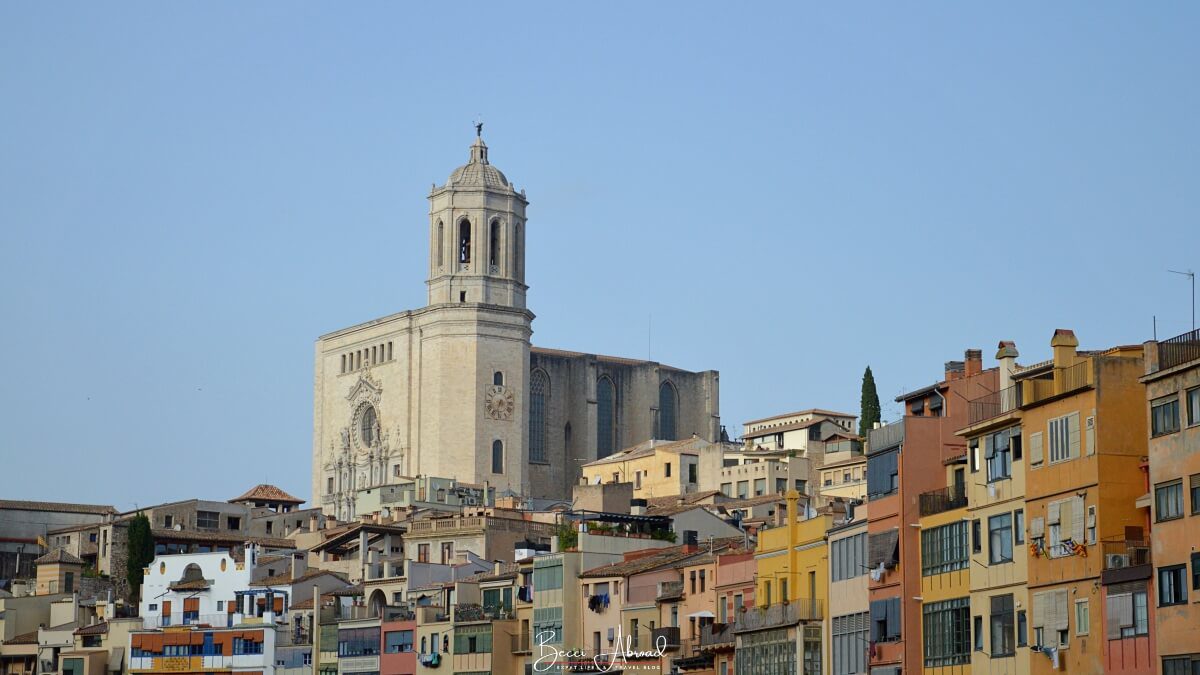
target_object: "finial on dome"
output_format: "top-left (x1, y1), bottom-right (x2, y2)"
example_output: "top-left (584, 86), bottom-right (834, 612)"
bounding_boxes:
top-left (469, 118), bottom-right (489, 165)
top-left (475, 119), bottom-right (483, 138)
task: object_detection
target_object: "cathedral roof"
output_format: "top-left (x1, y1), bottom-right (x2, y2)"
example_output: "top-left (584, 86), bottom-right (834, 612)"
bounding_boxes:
top-left (445, 137), bottom-right (512, 190)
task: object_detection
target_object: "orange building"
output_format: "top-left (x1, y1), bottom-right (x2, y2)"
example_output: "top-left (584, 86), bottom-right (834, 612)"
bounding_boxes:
top-left (865, 350), bottom-right (995, 674)
top-left (1021, 330), bottom-right (1153, 674)
top-left (1141, 329), bottom-right (1200, 674)
top-left (129, 625), bottom-right (273, 674)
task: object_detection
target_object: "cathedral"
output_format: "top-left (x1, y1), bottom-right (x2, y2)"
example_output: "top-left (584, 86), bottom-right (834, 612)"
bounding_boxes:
top-left (312, 131), bottom-right (721, 517)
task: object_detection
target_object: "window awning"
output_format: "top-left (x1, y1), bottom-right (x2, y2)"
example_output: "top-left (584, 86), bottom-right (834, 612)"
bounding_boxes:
top-left (687, 610), bottom-right (715, 619)
top-left (1134, 492), bottom-right (1151, 510)
top-left (868, 529), bottom-right (900, 568)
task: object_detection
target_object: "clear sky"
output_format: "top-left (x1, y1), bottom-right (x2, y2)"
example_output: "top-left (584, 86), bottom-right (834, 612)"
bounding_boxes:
top-left (2, 4), bottom-right (1197, 509)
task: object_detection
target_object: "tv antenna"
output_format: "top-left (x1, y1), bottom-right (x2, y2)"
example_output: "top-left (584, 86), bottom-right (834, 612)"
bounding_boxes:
top-left (1168, 269), bottom-right (1195, 331)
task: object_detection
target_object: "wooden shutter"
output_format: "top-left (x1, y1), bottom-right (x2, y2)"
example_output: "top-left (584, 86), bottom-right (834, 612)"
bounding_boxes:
top-left (1053, 589), bottom-right (1069, 631)
top-left (183, 598), bottom-right (199, 612)
top-left (1033, 591), bottom-right (1047, 628)
top-left (1060, 500), bottom-right (1075, 544)
top-left (1073, 498), bottom-right (1087, 545)
top-left (1085, 412), bottom-right (1096, 456)
top-left (1106, 593), bottom-right (1132, 639)
top-left (1031, 516), bottom-right (1045, 538)
top-left (162, 600), bottom-right (172, 616)
top-left (1068, 413), bottom-right (1081, 459)
top-left (1030, 432), bottom-right (1044, 466)
top-left (1047, 500), bottom-right (1061, 525)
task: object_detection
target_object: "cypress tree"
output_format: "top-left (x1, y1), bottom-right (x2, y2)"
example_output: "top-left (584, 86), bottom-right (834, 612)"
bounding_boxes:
top-left (859, 366), bottom-right (881, 439)
top-left (126, 513), bottom-right (154, 601)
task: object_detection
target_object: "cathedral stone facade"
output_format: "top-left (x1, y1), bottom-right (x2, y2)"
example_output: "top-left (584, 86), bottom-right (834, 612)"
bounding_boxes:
top-left (312, 133), bottom-right (720, 517)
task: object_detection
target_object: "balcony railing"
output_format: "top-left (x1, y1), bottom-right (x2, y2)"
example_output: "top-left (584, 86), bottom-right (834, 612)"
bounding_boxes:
top-left (868, 421), bottom-right (904, 454)
top-left (967, 384), bottom-right (1020, 425)
top-left (919, 485), bottom-right (968, 517)
top-left (143, 613), bottom-right (235, 629)
top-left (418, 606), bottom-right (450, 624)
top-left (1021, 361), bottom-right (1093, 407)
top-left (511, 632), bottom-right (531, 654)
top-left (1101, 540), bottom-right (1151, 570)
top-left (699, 622), bottom-right (735, 649)
top-left (651, 626), bottom-right (680, 651)
top-left (735, 600), bottom-right (822, 633)
top-left (1159, 328), bottom-right (1200, 371)
top-left (656, 581), bottom-right (684, 602)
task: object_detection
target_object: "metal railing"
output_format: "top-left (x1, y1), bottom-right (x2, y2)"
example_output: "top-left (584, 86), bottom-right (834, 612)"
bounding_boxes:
top-left (143, 613), bottom-right (235, 629)
top-left (699, 622), bottom-right (735, 648)
top-left (1159, 328), bottom-right (1200, 371)
top-left (1021, 361), bottom-right (1093, 407)
top-left (511, 632), bottom-right (531, 654)
top-left (1101, 540), bottom-right (1151, 570)
top-left (868, 421), bottom-right (904, 454)
top-left (651, 626), bottom-right (680, 650)
top-left (735, 600), bottom-right (822, 632)
top-left (967, 384), bottom-right (1020, 425)
top-left (919, 485), bottom-right (968, 516)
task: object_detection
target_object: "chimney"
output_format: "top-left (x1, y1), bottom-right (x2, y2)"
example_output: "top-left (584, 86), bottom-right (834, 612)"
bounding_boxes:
top-left (944, 360), bottom-right (965, 381)
top-left (964, 349), bottom-right (983, 376)
top-left (309, 512), bottom-right (319, 533)
top-left (630, 499), bottom-right (647, 517)
top-left (996, 341), bottom-right (1020, 390)
top-left (682, 530), bottom-right (699, 553)
top-left (1051, 329), bottom-right (1080, 369)
top-left (772, 507), bottom-right (785, 528)
top-left (291, 552), bottom-right (308, 581)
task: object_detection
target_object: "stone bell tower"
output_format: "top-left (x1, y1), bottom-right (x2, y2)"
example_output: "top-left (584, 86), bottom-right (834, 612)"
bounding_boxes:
top-left (427, 129), bottom-right (528, 309)
top-left (413, 129), bottom-right (533, 494)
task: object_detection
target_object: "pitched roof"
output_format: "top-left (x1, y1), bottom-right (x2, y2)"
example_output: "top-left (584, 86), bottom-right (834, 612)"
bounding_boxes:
top-left (742, 409), bottom-right (856, 426)
top-left (579, 538), bottom-right (745, 579)
top-left (74, 622), bottom-right (109, 636)
top-left (231, 484), bottom-right (304, 504)
top-left (717, 494), bottom-right (788, 509)
top-left (5, 629), bottom-right (39, 645)
top-left (168, 579), bottom-right (211, 591)
top-left (35, 548), bottom-right (85, 565)
top-left (0, 500), bottom-right (116, 516)
top-left (150, 529), bottom-right (293, 548)
top-left (644, 491), bottom-right (723, 511)
top-left (250, 568), bottom-right (348, 588)
top-left (583, 437), bottom-right (714, 468)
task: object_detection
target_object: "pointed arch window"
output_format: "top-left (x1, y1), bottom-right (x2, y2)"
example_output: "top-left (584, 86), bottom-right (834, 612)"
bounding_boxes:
top-left (437, 220), bottom-right (444, 267)
top-left (489, 219), bottom-right (501, 271)
top-left (659, 381), bottom-right (678, 441)
top-left (458, 219), bottom-right (471, 264)
top-left (530, 370), bottom-right (549, 463)
top-left (492, 440), bottom-right (504, 474)
top-left (597, 377), bottom-right (616, 459)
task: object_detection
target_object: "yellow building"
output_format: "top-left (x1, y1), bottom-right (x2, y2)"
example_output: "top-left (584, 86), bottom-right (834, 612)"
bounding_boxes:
top-left (916, 463), bottom-right (972, 675)
top-left (752, 491), bottom-right (828, 673)
top-left (581, 437), bottom-right (720, 499)
top-left (957, 341), bottom-right (1030, 675)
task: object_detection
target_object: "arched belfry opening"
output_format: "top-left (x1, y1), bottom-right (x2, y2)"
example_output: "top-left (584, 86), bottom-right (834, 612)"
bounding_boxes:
top-left (458, 219), bottom-right (471, 264)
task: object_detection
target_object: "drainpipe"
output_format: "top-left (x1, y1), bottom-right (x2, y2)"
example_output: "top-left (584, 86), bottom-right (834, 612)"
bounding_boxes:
top-left (786, 490), bottom-right (799, 605)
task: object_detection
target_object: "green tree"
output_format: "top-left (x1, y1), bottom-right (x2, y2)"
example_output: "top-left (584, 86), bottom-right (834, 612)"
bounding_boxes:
top-left (126, 513), bottom-right (154, 601)
top-left (859, 366), bottom-right (881, 439)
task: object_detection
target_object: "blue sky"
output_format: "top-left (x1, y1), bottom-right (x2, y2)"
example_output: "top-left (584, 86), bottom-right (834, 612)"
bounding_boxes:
top-left (2, 4), bottom-right (1197, 508)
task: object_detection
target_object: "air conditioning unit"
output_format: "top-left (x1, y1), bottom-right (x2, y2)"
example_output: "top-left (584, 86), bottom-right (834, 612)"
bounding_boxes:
top-left (1106, 553), bottom-right (1128, 569)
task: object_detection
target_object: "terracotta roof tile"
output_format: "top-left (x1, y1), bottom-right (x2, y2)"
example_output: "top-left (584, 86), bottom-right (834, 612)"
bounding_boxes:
top-left (74, 622), bottom-right (109, 636)
top-left (35, 549), bottom-right (85, 565)
top-left (5, 629), bottom-right (39, 645)
top-left (231, 484), bottom-right (304, 504)
top-left (0, 500), bottom-right (116, 516)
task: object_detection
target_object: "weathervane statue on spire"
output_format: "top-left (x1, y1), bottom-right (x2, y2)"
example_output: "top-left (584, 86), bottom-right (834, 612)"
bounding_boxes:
top-left (474, 116), bottom-right (483, 138)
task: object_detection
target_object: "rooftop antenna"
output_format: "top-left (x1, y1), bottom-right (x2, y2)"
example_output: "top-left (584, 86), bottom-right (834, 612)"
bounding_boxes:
top-left (1168, 269), bottom-right (1195, 331)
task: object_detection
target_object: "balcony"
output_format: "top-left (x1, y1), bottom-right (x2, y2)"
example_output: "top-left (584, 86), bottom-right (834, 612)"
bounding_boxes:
top-left (671, 639), bottom-right (715, 671)
top-left (919, 485), bottom-right (968, 517)
top-left (511, 632), bottom-right (531, 654)
top-left (868, 421), bottom-right (904, 455)
top-left (1101, 539), bottom-right (1152, 585)
top-left (453, 603), bottom-right (512, 623)
top-left (656, 581), bottom-right (684, 602)
top-left (698, 622), bottom-right (735, 650)
top-left (418, 606), bottom-right (451, 624)
top-left (967, 384), bottom-right (1020, 426)
top-left (735, 600), bottom-right (822, 633)
top-left (1021, 361), bottom-right (1094, 407)
top-left (651, 626), bottom-right (681, 651)
top-left (1158, 328), bottom-right (1200, 371)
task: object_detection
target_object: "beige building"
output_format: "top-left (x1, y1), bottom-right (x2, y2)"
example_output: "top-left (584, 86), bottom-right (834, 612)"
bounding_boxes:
top-left (313, 132), bottom-right (720, 514)
top-left (817, 437), bottom-right (867, 502)
top-left (580, 437), bottom-right (724, 499)
top-left (741, 408), bottom-right (857, 453)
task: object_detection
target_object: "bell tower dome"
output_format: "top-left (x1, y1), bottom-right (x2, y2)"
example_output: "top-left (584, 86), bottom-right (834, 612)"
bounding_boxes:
top-left (427, 129), bottom-right (528, 309)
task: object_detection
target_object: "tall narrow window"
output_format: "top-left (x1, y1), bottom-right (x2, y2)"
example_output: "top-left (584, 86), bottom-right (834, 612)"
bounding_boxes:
top-left (658, 381), bottom-right (678, 441)
top-left (494, 371), bottom-right (504, 386)
top-left (492, 440), bottom-right (504, 474)
top-left (597, 377), bottom-right (616, 458)
top-left (489, 219), bottom-right (501, 270)
top-left (458, 219), bottom-right (471, 264)
top-left (530, 370), bottom-right (549, 463)
top-left (514, 223), bottom-right (522, 277)
top-left (437, 221), bottom-right (444, 267)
